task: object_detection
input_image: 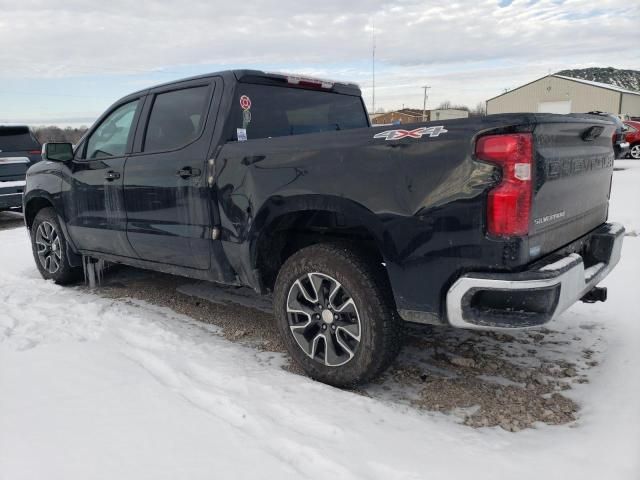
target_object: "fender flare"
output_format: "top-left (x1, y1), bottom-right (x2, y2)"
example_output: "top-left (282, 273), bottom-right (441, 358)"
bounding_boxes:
top-left (23, 190), bottom-right (82, 267)
top-left (248, 194), bottom-right (393, 268)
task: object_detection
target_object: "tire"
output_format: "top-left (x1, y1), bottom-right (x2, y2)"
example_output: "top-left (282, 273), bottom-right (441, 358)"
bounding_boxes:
top-left (30, 207), bottom-right (82, 284)
top-left (273, 243), bottom-right (403, 387)
top-left (630, 144), bottom-right (640, 160)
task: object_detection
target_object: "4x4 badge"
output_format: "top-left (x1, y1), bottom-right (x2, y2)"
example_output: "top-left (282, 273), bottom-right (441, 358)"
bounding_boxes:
top-left (373, 126), bottom-right (448, 141)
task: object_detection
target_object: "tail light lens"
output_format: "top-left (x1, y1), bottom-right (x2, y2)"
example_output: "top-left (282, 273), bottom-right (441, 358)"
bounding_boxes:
top-left (476, 133), bottom-right (533, 237)
top-left (28, 149), bottom-right (41, 155)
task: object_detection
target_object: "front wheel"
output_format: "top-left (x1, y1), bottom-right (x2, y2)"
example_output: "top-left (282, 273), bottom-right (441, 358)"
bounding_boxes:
top-left (30, 207), bottom-right (82, 284)
top-left (273, 243), bottom-right (403, 387)
top-left (630, 144), bottom-right (640, 160)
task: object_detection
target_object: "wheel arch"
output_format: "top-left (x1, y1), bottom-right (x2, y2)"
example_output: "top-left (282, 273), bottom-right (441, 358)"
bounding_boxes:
top-left (23, 192), bottom-right (56, 230)
top-left (249, 195), bottom-right (392, 292)
top-left (23, 191), bottom-right (82, 266)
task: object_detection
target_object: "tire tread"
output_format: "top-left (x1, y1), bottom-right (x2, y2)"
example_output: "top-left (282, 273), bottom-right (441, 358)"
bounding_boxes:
top-left (274, 242), bottom-right (403, 386)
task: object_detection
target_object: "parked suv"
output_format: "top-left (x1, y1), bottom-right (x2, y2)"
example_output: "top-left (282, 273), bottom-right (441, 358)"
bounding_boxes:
top-left (586, 112), bottom-right (630, 159)
top-left (0, 125), bottom-right (41, 212)
top-left (23, 71), bottom-right (624, 386)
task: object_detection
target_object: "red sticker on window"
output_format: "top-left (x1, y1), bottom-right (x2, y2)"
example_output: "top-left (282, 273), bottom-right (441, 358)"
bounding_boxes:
top-left (239, 95), bottom-right (252, 110)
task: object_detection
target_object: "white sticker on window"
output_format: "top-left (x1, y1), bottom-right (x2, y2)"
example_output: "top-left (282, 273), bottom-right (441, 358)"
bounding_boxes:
top-left (237, 128), bottom-right (247, 142)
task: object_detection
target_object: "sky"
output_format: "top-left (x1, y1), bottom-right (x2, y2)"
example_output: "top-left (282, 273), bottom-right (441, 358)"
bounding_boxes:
top-left (0, 0), bottom-right (638, 127)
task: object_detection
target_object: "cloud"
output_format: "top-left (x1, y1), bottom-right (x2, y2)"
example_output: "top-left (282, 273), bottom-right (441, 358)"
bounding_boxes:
top-left (0, 0), bottom-right (638, 122)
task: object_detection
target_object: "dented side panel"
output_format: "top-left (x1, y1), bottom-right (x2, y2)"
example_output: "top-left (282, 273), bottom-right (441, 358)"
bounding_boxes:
top-left (215, 115), bottom-right (518, 315)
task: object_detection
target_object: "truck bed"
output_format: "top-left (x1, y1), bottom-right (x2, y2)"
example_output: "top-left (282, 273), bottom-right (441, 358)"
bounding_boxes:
top-left (216, 112), bottom-right (617, 320)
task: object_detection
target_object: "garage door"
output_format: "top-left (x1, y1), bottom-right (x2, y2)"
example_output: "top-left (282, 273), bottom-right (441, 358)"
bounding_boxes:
top-left (537, 101), bottom-right (572, 114)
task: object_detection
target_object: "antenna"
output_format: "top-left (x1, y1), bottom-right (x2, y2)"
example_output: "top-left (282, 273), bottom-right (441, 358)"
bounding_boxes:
top-left (422, 85), bottom-right (431, 121)
top-left (372, 19), bottom-right (376, 114)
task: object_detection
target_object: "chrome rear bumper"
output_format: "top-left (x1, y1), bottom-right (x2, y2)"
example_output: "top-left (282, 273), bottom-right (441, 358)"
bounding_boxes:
top-left (0, 180), bottom-right (26, 209)
top-left (446, 222), bottom-right (625, 329)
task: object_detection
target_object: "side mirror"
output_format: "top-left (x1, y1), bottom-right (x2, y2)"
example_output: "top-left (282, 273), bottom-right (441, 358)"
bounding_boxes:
top-left (42, 142), bottom-right (74, 162)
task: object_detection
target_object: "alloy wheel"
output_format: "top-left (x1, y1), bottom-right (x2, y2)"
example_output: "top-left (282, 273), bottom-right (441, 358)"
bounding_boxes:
top-left (630, 145), bottom-right (640, 160)
top-left (286, 272), bottom-right (362, 367)
top-left (35, 221), bottom-right (62, 274)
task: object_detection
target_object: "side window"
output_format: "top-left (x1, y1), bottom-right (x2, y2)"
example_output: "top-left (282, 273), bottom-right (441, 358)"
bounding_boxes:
top-left (143, 86), bottom-right (209, 152)
top-left (85, 100), bottom-right (139, 159)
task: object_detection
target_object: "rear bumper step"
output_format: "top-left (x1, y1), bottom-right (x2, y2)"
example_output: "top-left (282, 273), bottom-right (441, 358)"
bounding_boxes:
top-left (446, 222), bottom-right (625, 329)
top-left (0, 180), bottom-right (26, 209)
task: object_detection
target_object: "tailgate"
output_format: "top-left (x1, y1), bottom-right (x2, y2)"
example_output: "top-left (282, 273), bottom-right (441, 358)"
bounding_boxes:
top-left (0, 126), bottom-right (41, 182)
top-left (529, 115), bottom-right (616, 258)
top-left (0, 152), bottom-right (32, 182)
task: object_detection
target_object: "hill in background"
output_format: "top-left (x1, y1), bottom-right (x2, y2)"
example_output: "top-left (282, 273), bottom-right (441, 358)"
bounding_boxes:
top-left (556, 67), bottom-right (640, 92)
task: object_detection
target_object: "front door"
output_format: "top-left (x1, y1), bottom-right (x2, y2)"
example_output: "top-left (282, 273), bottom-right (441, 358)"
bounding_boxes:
top-left (64, 98), bottom-right (142, 257)
top-left (123, 79), bottom-right (216, 269)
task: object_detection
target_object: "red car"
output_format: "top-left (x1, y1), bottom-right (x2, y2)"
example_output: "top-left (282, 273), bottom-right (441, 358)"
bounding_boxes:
top-left (624, 121), bottom-right (640, 159)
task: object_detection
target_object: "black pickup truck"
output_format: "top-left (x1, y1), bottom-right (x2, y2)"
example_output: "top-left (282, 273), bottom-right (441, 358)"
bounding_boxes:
top-left (24, 70), bottom-right (625, 386)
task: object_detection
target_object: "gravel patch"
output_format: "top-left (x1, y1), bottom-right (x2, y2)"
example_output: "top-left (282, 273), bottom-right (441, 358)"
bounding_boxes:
top-left (98, 266), bottom-right (285, 352)
top-left (94, 264), bottom-right (604, 432)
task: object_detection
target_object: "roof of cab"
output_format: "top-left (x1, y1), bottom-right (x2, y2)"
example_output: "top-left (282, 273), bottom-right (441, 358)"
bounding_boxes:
top-left (127, 69), bottom-right (362, 98)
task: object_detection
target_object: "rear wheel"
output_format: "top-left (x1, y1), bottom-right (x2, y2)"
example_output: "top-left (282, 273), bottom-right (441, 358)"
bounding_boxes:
top-left (630, 144), bottom-right (640, 160)
top-left (30, 207), bottom-right (82, 284)
top-left (273, 243), bottom-right (403, 387)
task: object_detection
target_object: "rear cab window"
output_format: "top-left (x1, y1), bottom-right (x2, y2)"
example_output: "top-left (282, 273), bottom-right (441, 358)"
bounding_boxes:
top-left (0, 126), bottom-right (40, 152)
top-left (229, 84), bottom-right (368, 141)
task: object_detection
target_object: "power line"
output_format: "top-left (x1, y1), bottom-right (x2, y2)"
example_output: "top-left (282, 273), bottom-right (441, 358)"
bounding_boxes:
top-left (371, 18), bottom-right (376, 114)
top-left (0, 90), bottom-right (113, 99)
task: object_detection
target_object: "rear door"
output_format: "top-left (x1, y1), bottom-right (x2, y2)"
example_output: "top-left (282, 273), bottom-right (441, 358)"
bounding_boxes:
top-left (64, 97), bottom-right (143, 256)
top-left (529, 115), bottom-right (616, 258)
top-left (123, 78), bottom-right (218, 269)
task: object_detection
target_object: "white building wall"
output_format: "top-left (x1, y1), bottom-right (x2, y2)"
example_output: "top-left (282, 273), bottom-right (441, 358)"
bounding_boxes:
top-left (430, 109), bottom-right (469, 120)
top-left (487, 76), bottom-right (621, 115)
top-left (621, 93), bottom-right (640, 116)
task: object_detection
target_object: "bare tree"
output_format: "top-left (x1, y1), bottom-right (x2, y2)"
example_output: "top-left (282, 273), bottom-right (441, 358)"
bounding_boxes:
top-left (33, 126), bottom-right (88, 145)
top-left (437, 100), bottom-right (471, 112)
top-left (470, 102), bottom-right (487, 117)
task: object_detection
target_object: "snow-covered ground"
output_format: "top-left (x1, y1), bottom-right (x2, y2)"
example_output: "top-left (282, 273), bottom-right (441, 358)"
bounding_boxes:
top-left (1, 161), bottom-right (639, 480)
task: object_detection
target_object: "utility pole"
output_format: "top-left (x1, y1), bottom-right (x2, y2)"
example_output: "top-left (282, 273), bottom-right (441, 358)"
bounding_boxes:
top-left (422, 85), bottom-right (431, 121)
top-left (372, 19), bottom-right (376, 114)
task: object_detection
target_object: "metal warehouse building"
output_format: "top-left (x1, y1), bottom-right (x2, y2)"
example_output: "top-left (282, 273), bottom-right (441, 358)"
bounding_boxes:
top-left (486, 74), bottom-right (640, 116)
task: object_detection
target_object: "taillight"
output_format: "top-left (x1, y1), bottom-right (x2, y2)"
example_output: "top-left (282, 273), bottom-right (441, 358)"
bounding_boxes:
top-left (28, 149), bottom-right (41, 155)
top-left (476, 133), bottom-right (533, 237)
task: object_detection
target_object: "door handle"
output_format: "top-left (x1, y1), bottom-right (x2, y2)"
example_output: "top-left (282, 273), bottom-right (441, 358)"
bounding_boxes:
top-left (177, 167), bottom-right (201, 179)
top-left (104, 170), bottom-right (121, 181)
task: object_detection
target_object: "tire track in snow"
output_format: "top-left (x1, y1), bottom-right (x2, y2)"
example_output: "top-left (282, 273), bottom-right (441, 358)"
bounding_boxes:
top-left (110, 303), bottom-right (358, 479)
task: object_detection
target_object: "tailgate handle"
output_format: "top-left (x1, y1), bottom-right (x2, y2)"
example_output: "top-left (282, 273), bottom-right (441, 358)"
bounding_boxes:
top-left (582, 126), bottom-right (604, 141)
